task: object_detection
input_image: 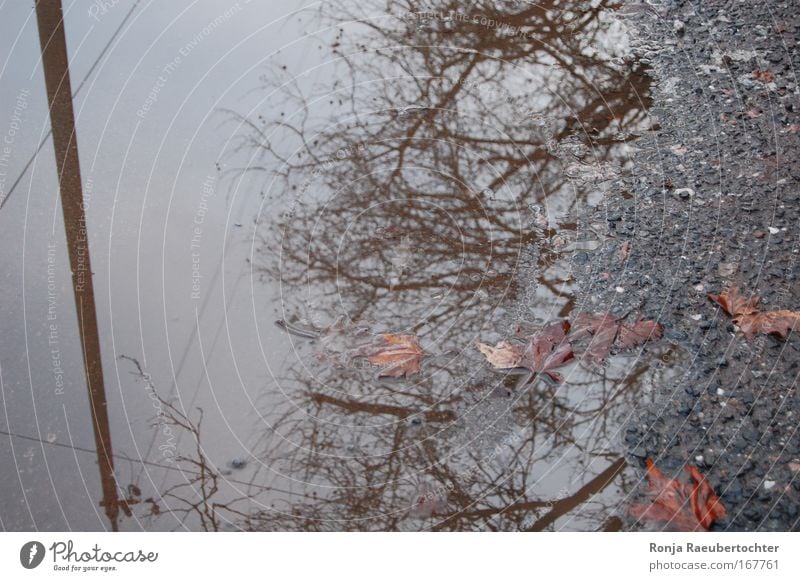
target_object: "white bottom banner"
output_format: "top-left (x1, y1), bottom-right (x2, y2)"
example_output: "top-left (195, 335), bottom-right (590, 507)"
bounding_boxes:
top-left (1, 532), bottom-right (797, 579)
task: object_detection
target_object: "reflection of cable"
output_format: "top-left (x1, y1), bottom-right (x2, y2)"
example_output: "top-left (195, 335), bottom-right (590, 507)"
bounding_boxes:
top-left (0, 427), bottom-right (313, 499)
top-left (0, 0), bottom-right (141, 213)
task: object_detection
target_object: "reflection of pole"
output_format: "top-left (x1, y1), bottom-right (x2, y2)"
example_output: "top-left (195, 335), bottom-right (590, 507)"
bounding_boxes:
top-left (35, 0), bottom-right (119, 531)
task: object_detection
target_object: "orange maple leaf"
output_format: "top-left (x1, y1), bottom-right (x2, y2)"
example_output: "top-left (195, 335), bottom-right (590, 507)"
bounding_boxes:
top-left (631, 459), bottom-right (726, 531)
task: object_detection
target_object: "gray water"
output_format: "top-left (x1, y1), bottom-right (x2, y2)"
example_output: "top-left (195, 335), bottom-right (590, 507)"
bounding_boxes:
top-left (0, 0), bottom-right (670, 531)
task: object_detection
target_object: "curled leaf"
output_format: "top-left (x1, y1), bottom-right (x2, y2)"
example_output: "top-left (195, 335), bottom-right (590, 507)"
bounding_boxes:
top-left (709, 287), bottom-right (800, 340)
top-left (708, 287), bottom-right (759, 318)
top-left (631, 459), bottom-right (726, 531)
top-left (475, 341), bottom-right (523, 369)
top-left (735, 309), bottom-right (800, 340)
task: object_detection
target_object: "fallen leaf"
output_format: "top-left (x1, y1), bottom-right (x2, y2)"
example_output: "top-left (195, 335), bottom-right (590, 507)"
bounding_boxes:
top-left (477, 321), bottom-right (574, 382)
top-left (709, 287), bottom-right (800, 340)
top-left (735, 309), bottom-right (800, 340)
top-left (358, 333), bottom-right (426, 378)
top-left (518, 320), bottom-right (574, 382)
top-left (616, 318), bottom-right (663, 349)
top-left (479, 313), bottom-right (663, 381)
top-left (686, 465), bottom-right (727, 530)
top-left (630, 459), bottom-right (726, 531)
top-left (569, 312), bottom-right (619, 362)
top-left (570, 312), bottom-right (662, 360)
top-left (708, 287), bottom-right (760, 317)
top-left (475, 340), bottom-right (523, 369)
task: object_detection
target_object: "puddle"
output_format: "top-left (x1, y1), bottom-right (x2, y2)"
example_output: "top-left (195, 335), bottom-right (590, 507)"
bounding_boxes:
top-left (0, 0), bottom-right (663, 531)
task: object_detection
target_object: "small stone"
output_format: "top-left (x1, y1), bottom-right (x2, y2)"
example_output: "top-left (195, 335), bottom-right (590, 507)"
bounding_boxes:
top-left (718, 262), bottom-right (738, 277)
top-left (768, 226), bottom-right (780, 234)
top-left (615, 286), bottom-right (625, 293)
top-left (716, 388), bottom-right (725, 396)
top-left (666, 329), bottom-right (687, 341)
top-left (572, 251), bottom-right (589, 265)
top-left (763, 480), bottom-right (776, 491)
top-left (690, 314), bottom-right (703, 321)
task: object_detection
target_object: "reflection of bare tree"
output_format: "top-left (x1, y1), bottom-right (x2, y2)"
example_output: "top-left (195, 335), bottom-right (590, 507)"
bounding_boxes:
top-left (221, 344), bottom-right (677, 531)
top-left (238, 0), bottom-right (650, 331)
top-left (184, 0), bottom-right (660, 530)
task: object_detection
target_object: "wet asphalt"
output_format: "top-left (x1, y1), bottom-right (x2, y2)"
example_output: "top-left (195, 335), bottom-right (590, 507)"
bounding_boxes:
top-left (563, 0), bottom-right (800, 530)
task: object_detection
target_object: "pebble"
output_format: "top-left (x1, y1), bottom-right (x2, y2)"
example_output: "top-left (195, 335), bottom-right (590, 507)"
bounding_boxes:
top-left (768, 226), bottom-right (779, 234)
top-left (718, 262), bottom-right (738, 277)
top-left (572, 251), bottom-right (589, 265)
top-left (763, 480), bottom-right (776, 491)
top-left (665, 329), bottom-right (687, 341)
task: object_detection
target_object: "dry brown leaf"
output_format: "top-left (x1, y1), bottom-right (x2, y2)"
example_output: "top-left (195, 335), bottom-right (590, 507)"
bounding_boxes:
top-left (708, 287), bottom-right (759, 317)
top-left (475, 340), bottom-right (523, 369)
top-left (359, 333), bottom-right (426, 378)
top-left (616, 318), bottom-right (664, 350)
top-left (709, 287), bottom-right (800, 340)
top-left (736, 310), bottom-right (800, 340)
